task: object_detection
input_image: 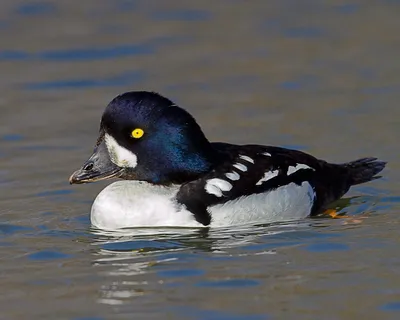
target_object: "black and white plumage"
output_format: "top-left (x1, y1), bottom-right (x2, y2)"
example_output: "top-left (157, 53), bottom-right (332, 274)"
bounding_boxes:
top-left (69, 91), bottom-right (386, 230)
top-left (177, 144), bottom-right (384, 226)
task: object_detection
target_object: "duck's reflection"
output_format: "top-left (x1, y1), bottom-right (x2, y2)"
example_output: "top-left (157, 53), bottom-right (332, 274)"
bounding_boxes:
top-left (89, 196), bottom-right (357, 306)
top-left (89, 221), bottom-right (316, 305)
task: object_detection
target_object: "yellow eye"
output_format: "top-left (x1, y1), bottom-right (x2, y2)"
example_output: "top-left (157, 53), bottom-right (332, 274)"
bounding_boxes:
top-left (131, 128), bottom-right (144, 139)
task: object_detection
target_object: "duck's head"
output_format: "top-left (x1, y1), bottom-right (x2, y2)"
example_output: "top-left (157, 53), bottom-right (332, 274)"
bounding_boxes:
top-left (69, 91), bottom-right (217, 185)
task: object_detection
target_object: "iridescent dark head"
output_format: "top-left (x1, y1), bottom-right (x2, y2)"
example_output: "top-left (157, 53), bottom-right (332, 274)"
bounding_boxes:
top-left (70, 91), bottom-right (216, 185)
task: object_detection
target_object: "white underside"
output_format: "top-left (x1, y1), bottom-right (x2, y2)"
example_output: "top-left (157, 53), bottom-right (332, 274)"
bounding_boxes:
top-left (90, 181), bottom-right (315, 230)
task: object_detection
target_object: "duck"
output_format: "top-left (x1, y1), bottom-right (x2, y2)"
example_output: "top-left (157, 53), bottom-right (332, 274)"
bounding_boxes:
top-left (69, 91), bottom-right (386, 230)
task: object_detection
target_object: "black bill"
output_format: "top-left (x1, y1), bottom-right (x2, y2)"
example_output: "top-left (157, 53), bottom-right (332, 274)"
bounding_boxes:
top-left (69, 140), bottom-right (122, 184)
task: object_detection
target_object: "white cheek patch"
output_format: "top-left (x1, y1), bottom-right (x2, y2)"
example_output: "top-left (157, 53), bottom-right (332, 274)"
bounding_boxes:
top-left (287, 164), bottom-right (314, 175)
top-left (256, 170), bottom-right (279, 185)
top-left (104, 133), bottom-right (138, 168)
top-left (233, 163), bottom-right (247, 172)
top-left (239, 155), bottom-right (255, 164)
top-left (205, 178), bottom-right (233, 197)
top-left (225, 171), bottom-right (240, 181)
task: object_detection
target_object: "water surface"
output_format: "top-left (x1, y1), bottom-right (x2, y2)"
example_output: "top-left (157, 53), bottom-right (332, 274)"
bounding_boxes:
top-left (1, 1), bottom-right (399, 319)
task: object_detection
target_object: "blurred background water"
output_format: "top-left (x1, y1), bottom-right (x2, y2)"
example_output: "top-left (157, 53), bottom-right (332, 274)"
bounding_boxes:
top-left (1, 0), bottom-right (400, 319)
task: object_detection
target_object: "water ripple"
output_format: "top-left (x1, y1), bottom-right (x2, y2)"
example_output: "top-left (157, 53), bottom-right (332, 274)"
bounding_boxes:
top-left (2, 134), bottom-right (24, 141)
top-left (0, 36), bottom-right (190, 62)
top-left (381, 301), bottom-right (400, 311)
top-left (176, 307), bottom-right (268, 320)
top-left (15, 2), bottom-right (56, 16)
top-left (283, 26), bottom-right (326, 38)
top-left (35, 189), bottom-right (74, 197)
top-left (151, 9), bottom-right (212, 21)
top-left (24, 70), bottom-right (144, 90)
top-left (196, 278), bottom-right (260, 288)
top-left (40, 44), bottom-right (153, 61)
top-left (305, 242), bottom-right (349, 252)
top-left (0, 224), bottom-right (33, 236)
top-left (28, 250), bottom-right (71, 260)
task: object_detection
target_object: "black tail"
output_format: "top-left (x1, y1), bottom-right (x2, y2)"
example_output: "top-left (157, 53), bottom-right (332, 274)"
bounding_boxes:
top-left (344, 157), bottom-right (387, 186)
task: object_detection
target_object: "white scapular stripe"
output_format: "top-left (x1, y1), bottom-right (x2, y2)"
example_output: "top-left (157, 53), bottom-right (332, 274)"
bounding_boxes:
top-left (256, 170), bottom-right (279, 185)
top-left (287, 164), bottom-right (314, 175)
top-left (225, 171), bottom-right (240, 181)
top-left (262, 152), bottom-right (271, 157)
top-left (239, 155), bottom-right (255, 164)
top-left (205, 178), bottom-right (233, 197)
top-left (233, 163), bottom-right (247, 172)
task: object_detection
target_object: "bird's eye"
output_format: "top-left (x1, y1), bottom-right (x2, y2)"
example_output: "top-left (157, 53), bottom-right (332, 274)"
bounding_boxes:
top-left (131, 128), bottom-right (144, 139)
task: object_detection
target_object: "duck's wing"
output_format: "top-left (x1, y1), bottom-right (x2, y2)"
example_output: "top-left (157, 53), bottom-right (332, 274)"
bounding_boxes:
top-left (176, 143), bottom-right (385, 226)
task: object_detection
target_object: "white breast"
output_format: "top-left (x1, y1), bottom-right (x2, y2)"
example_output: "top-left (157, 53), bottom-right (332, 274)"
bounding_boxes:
top-left (90, 181), bottom-right (202, 230)
top-left (90, 181), bottom-right (315, 230)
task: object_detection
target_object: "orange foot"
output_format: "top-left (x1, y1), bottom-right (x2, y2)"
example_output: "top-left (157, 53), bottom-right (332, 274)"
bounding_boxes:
top-left (323, 209), bottom-right (365, 224)
top-left (323, 209), bottom-right (348, 219)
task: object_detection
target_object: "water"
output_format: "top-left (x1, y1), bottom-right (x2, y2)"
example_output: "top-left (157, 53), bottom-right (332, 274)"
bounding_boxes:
top-left (1, 0), bottom-right (399, 319)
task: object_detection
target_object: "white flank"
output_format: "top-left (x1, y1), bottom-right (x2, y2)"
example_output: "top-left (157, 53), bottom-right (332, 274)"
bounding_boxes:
top-left (233, 163), bottom-right (247, 172)
top-left (262, 152), bottom-right (272, 157)
top-left (205, 178), bottom-right (233, 197)
top-left (90, 180), bottom-right (316, 230)
top-left (287, 163), bottom-right (314, 175)
top-left (225, 171), bottom-right (240, 181)
top-left (256, 170), bottom-right (279, 185)
top-left (210, 182), bottom-right (315, 227)
top-left (105, 134), bottom-right (138, 168)
top-left (239, 155), bottom-right (255, 164)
